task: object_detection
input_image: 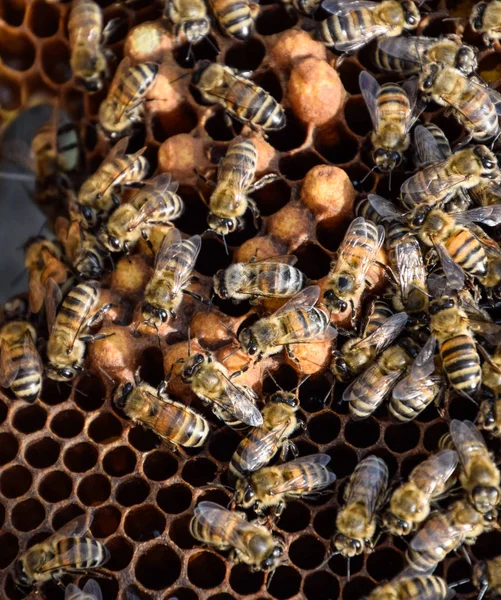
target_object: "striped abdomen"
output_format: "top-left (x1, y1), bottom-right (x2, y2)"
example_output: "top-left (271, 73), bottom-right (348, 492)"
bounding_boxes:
top-left (211, 0), bottom-right (257, 40)
top-left (345, 455), bottom-right (388, 505)
top-left (51, 536), bottom-right (108, 575)
top-left (110, 63), bottom-right (158, 114)
top-left (373, 44), bottom-right (417, 74)
top-left (440, 333), bottom-right (480, 396)
top-left (389, 384), bottom-right (437, 422)
top-left (386, 222), bottom-right (412, 267)
top-left (217, 138), bottom-right (257, 191)
top-left (406, 513), bottom-right (461, 572)
top-left (401, 163), bottom-right (455, 207)
top-left (225, 78), bottom-right (285, 130)
top-left (133, 191), bottom-right (184, 227)
top-left (279, 307), bottom-right (329, 345)
top-left (340, 218), bottom-right (380, 271)
top-left (355, 198), bottom-right (382, 224)
top-left (455, 87), bottom-right (500, 141)
top-left (398, 576), bottom-right (449, 600)
top-left (316, 9), bottom-right (374, 47)
top-left (419, 123), bottom-right (451, 166)
top-left (95, 154), bottom-right (149, 211)
top-left (377, 83), bottom-right (412, 124)
top-left (363, 300), bottom-right (393, 337)
top-left (144, 397), bottom-right (209, 447)
top-left (246, 263), bottom-right (305, 298)
top-left (229, 425), bottom-right (277, 481)
top-left (8, 337), bottom-right (42, 404)
top-left (190, 510), bottom-right (241, 550)
top-left (54, 282), bottom-right (99, 342)
top-left (69, 0), bottom-right (102, 47)
top-left (445, 228), bottom-right (487, 277)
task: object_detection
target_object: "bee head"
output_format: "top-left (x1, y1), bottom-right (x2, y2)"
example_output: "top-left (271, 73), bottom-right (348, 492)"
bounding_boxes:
top-left (142, 302), bottom-right (169, 326)
top-left (213, 269), bottom-right (228, 299)
top-left (79, 204), bottom-right (98, 227)
top-left (13, 559), bottom-right (31, 587)
top-left (184, 18), bottom-right (210, 43)
top-left (333, 533), bottom-right (362, 557)
top-left (269, 391), bottom-right (298, 408)
top-left (478, 401), bottom-right (496, 430)
top-left (456, 45), bottom-right (477, 74)
top-left (401, 1), bottom-right (420, 29)
top-left (472, 485), bottom-right (500, 514)
top-left (104, 232), bottom-right (122, 253)
top-left (207, 213), bottom-right (239, 236)
top-left (323, 289), bottom-right (348, 313)
top-left (373, 148), bottom-right (402, 172)
top-left (408, 205), bottom-right (431, 229)
top-left (473, 145), bottom-right (498, 175)
top-left (331, 352), bottom-right (350, 382)
top-left (114, 382), bottom-right (134, 410)
top-left (239, 327), bottom-right (259, 356)
top-left (470, 1), bottom-right (487, 31)
top-left (420, 62), bottom-right (441, 92)
top-left (181, 353), bottom-right (205, 381)
top-left (383, 511), bottom-right (412, 536)
top-left (261, 543), bottom-right (284, 570)
top-left (429, 296), bottom-right (456, 315)
top-left (47, 363), bottom-right (78, 382)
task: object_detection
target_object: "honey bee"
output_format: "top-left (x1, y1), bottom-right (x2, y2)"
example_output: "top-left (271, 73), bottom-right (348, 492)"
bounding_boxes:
top-left (359, 71), bottom-right (419, 172)
top-left (68, 0), bottom-right (116, 92)
top-left (449, 419), bottom-right (501, 514)
top-left (344, 337), bottom-right (419, 420)
top-left (281, 0), bottom-right (321, 16)
top-left (98, 58), bottom-right (159, 140)
top-left (470, 1), bottom-right (501, 44)
top-left (375, 35), bottom-right (478, 76)
top-left (71, 230), bottom-right (108, 281)
top-left (191, 61), bottom-right (286, 133)
top-left (65, 580), bottom-right (103, 600)
top-left (331, 301), bottom-right (408, 382)
top-left (142, 228), bottom-right (202, 326)
top-left (401, 143), bottom-right (499, 210)
top-left (228, 382), bottom-right (304, 483)
top-left (24, 236), bottom-right (68, 314)
top-left (203, 136), bottom-right (280, 237)
top-left (473, 555), bottom-right (501, 600)
top-left (383, 449), bottom-right (458, 536)
top-left (77, 136), bottom-right (149, 227)
top-left (323, 217), bottom-right (385, 320)
top-left (367, 575), bottom-right (453, 600)
top-left (418, 63), bottom-right (501, 144)
top-left (0, 321), bottom-right (43, 403)
top-left (113, 376), bottom-right (210, 449)
top-left (389, 336), bottom-right (443, 422)
top-left (334, 455), bottom-right (388, 561)
top-left (478, 345), bottom-right (501, 436)
top-left (181, 351), bottom-right (263, 427)
top-left (100, 173), bottom-right (184, 253)
top-left (234, 454), bottom-right (336, 517)
top-left (406, 499), bottom-right (496, 573)
top-left (239, 286), bottom-right (337, 361)
top-left (214, 254), bottom-right (306, 303)
top-left (315, 0), bottom-right (420, 57)
top-left (13, 516), bottom-right (109, 587)
top-left (46, 279), bottom-right (112, 381)
top-left (166, 0), bottom-right (211, 46)
top-left (209, 0), bottom-right (259, 40)
top-left (190, 501), bottom-right (284, 571)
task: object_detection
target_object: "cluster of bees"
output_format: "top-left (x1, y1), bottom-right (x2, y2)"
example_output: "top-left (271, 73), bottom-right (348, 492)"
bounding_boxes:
top-left (5, 0), bottom-right (501, 597)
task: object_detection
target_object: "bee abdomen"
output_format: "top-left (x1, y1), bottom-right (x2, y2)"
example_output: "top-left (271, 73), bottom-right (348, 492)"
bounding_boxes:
top-left (215, 0), bottom-right (255, 39)
top-left (389, 388), bottom-right (435, 422)
top-left (440, 335), bottom-right (480, 395)
top-left (399, 576), bottom-right (449, 600)
top-left (364, 300), bottom-right (393, 336)
top-left (447, 230), bottom-right (487, 277)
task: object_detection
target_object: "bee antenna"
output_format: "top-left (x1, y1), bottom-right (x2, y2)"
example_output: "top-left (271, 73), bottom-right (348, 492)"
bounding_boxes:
top-left (295, 373), bottom-right (312, 391)
top-left (222, 234), bottom-right (229, 256)
top-left (449, 579), bottom-right (470, 589)
top-left (478, 583), bottom-right (489, 600)
top-left (168, 71), bottom-right (192, 85)
top-left (220, 347), bottom-right (240, 362)
top-left (206, 36), bottom-right (220, 56)
top-left (388, 169), bottom-right (392, 193)
top-left (265, 368), bottom-right (283, 391)
top-left (354, 165), bottom-right (377, 188)
top-left (347, 557), bottom-right (351, 582)
top-left (187, 327), bottom-right (191, 357)
top-left (218, 320), bottom-right (239, 341)
top-left (97, 365), bottom-right (116, 385)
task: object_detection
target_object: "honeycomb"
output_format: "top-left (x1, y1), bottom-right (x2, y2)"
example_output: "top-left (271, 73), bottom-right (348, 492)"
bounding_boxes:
top-left (1, 0), bottom-right (501, 598)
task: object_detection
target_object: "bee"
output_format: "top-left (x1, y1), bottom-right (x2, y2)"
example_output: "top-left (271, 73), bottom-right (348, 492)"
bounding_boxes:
top-left (334, 455), bottom-right (388, 560)
top-left (142, 228), bottom-right (202, 326)
top-left (234, 454), bottom-right (336, 517)
top-left (375, 35), bottom-right (478, 76)
top-left (281, 0), bottom-right (321, 16)
top-left (359, 71), bottom-right (419, 172)
top-left (100, 173), bottom-right (184, 253)
top-left (191, 61), bottom-right (286, 133)
top-left (13, 516), bottom-right (109, 587)
top-left (367, 575), bottom-right (453, 600)
top-left (77, 136), bottom-right (149, 227)
top-left (473, 555), bottom-right (501, 600)
top-left (166, 0), bottom-right (211, 45)
top-left (401, 143), bottom-right (499, 210)
top-left (213, 254), bottom-right (306, 303)
top-left (202, 136), bottom-right (279, 237)
top-left (209, 0), bottom-right (259, 40)
top-left (315, 0), bottom-right (420, 56)
top-left (239, 286), bottom-right (337, 361)
top-left (113, 377), bottom-right (209, 450)
top-left (406, 499), bottom-right (496, 573)
top-left (24, 236), bottom-right (68, 314)
top-left (470, 1), bottom-right (501, 44)
top-left (71, 230), bottom-right (108, 281)
top-left (449, 419), bottom-right (501, 514)
top-left (46, 279), bottom-right (112, 381)
top-left (181, 351), bottom-right (263, 427)
top-left (228, 382), bottom-right (304, 483)
top-left (389, 336), bottom-right (443, 422)
top-left (478, 345), bottom-right (501, 436)
top-left (0, 321), bottom-right (43, 403)
top-left (418, 62), bottom-right (501, 144)
top-left (68, 0), bottom-right (116, 92)
top-left (344, 337), bottom-right (419, 420)
top-left (331, 301), bottom-right (408, 382)
top-left (65, 580), bottom-right (103, 600)
top-left (383, 449), bottom-right (458, 536)
top-left (98, 57), bottom-right (158, 140)
top-left (323, 217), bottom-right (385, 320)
top-left (190, 501), bottom-right (284, 571)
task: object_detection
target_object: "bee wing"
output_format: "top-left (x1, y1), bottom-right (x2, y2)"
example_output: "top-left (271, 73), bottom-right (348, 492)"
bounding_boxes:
top-left (0, 339), bottom-right (17, 388)
top-left (216, 374), bottom-right (263, 427)
top-left (44, 277), bottom-right (63, 334)
top-left (239, 421), bottom-right (294, 472)
top-left (41, 541), bottom-right (109, 575)
top-left (273, 454), bottom-right (336, 495)
top-left (153, 229), bottom-right (201, 293)
top-left (273, 286), bottom-right (320, 316)
top-left (367, 194), bottom-right (402, 220)
top-left (352, 312), bottom-right (408, 355)
top-left (344, 456), bottom-right (388, 519)
top-left (194, 502), bottom-right (251, 549)
top-left (395, 237), bottom-right (426, 302)
top-left (321, 0), bottom-right (379, 14)
top-left (251, 254), bottom-right (299, 266)
top-left (0, 138), bottom-right (35, 173)
top-left (128, 175), bottom-right (180, 229)
top-left (64, 583), bottom-right (81, 600)
top-left (23, 331), bottom-right (42, 393)
top-left (434, 242), bottom-right (466, 293)
top-left (104, 135), bottom-right (130, 163)
top-left (82, 579), bottom-right (103, 600)
top-left (402, 77), bottom-right (421, 131)
top-left (54, 515), bottom-right (88, 537)
top-left (409, 449), bottom-right (458, 497)
top-left (462, 303), bottom-right (501, 345)
top-left (338, 218), bottom-right (385, 287)
top-left (409, 516), bottom-right (464, 552)
top-left (29, 272), bottom-right (47, 314)
top-left (359, 72), bottom-right (381, 130)
top-left (401, 166), bottom-right (469, 200)
top-left (413, 125), bottom-right (449, 166)
top-left (450, 419), bottom-right (487, 464)
top-left (454, 205), bottom-right (501, 227)
top-left (377, 36), bottom-right (433, 64)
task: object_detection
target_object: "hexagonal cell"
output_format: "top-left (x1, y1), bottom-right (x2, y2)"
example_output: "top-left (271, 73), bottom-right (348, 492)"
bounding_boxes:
top-left (27, 1), bottom-right (60, 37)
top-left (169, 514), bottom-right (196, 550)
top-left (25, 436), bottom-right (60, 469)
top-left (106, 536), bottom-right (134, 571)
top-left (0, 70), bottom-right (21, 111)
top-left (77, 474), bottom-right (112, 506)
top-left (143, 450), bottom-right (178, 481)
top-left (293, 243), bottom-right (332, 282)
top-left (166, 589), bottom-right (198, 600)
top-left (225, 38), bottom-right (265, 71)
top-left (0, 432), bottom-right (19, 466)
top-left (182, 457), bottom-right (217, 486)
top-left (74, 373), bottom-right (106, 411)
top-left (151, 103), bottom-right (198, 142)
top-left (0, 532), bottom-right (19, 569)
top-left (0, 29), bottom-right (35, 71)
top-left (277, 500), bottom-right (311, 533)
top-left (41, 39), bottom-right (72, 84)
top-left (125, 505), bottom-right (166, 542)
top-left (308, 412), bottom-right (341, 445)
top-left (313, 506), bottom-right (337, 540)
top-left (384, 422), bottom-right (421, 454)
top-left (135, 544), bottom-right (181, 590)
top-left (344, 417), bottom-right (380, 448)
top-left (50, 409), bottom-right (85, 438)
top-left (138, 346), bottom-right (165, 388)
top-left (157, 483), bottom-right (192, 514)
top-left (0, 464), bottom-right (32, 498)
top-left (11, 498), bottom-right (45, 532)
top-left (289, 534), bottom-right (325, 570)
top-left (267, 109), bottom-right (307, 152)
top-left (64, 442), bottom-right (99, 472)
top-left (13, 404), bottom-right (47, 433)
top-left (0, 399), bottom-right (7, 424)
top-left (253, 178), bottom-right (291, 216)
top-left (304, 570), bottom-right (339, 600)
top-left (88, 412), bottom-right (123, 444)
top-left (38, 470), bottom-right (72, 503)
top-left (188, 551), bottom-right (226, 589)
top-left (230, 563), bottom-right (264, 595)
top-left (117, 477), bottom-right (151, 507)
top-left (267, 565), bottom-right (301, 599)
top-left (342, 575), bottom-right (375, 600)
top-left (91, 505), bottom-right (122, 538)
top-left (256, 5), bottom-right (297, 34)
top-left (40, 378), bottom-right (70, 406)
top-left (315, 126), bottom-right (359, 166)
top-left (52, 504), bottom-right (85, 531)
top-left (279, 151), bottom-right (325, 182)
top-left (0, 502), bottom-right (4, 529)
top-left (103, 446), bottom-right (137, 477)
top-left (423, 421), bottom-right (449, 451)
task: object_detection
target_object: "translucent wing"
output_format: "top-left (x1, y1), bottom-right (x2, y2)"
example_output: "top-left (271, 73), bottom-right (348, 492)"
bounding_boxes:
top-left (463, 304), bottom-right (501, 345)
top-left (238, 421), bottom-right (294, 472)
top-left (434, 242), bottom-right (465, 292)
top-left (194, 502), bottom-right (252, 552)
top-left (343, 361), bottom-right (404, 408)
top-left (128, 175), bottom-right (181, 229)
top-left (251, 254), bottom-right (299, 266)
top-left (82, 580), bottom-right (103, 600)
top-left (143, 389), bottom-right (205, 442)
top-left (65, 583), bottom-right (82, 600)
top-left (44, 277), bottom-right (63, 333)
top-left (413, 124), bottom-right (447, 168)
top-left (367, 194), bottom-right (402, 220)
top-left (273, 454), bottom-right (336, 495)
top-left (153, 230), bottom-right (201, 295)
top-left (336, 24), bottom-right (389, 53)
top-left (359, 71), bottom-right (381, 130)
top-left (352, 312), bottom-right (408, 355)
top-left (0, 138), bottom-right (35, 172)
top-left (321, 0), bottom-right (379, 14)
top-left (454, 206), bottom-right (501, 227)
top-left (0, 339), bottom-right (16, 388)
top-left (450, 419), bottom-right (487, 459)
top-left (409, 515), bottom-right (464, 552)
top-left (104, 135), bottom-right (130, 163)
top-left (395, 237), bottom-right (426, 302)
top-left (273, 286), bottom-right (320, 316)
top-left (410, 335), bottom-right (437, 379)
top-left (216, 375), bottom-right (263, 427)
top-left (29, 271), bottom-right (47, 315)
top-left (401, 166), bottom-right (469, 200)
top-left (40, 541), bottom-right (109, 575)
top-left (344, 456), bottom-right (388, 519)
top-left (409, 449), bottom-right (458, 498)
top-left (54, 515), bottom-right (88, 538)
top-left (402, 77), bottom-right (420, 130)
top-left (378, 36), bottom-right (435, 64)
top-left (338, 218), bottom-right (385, 287)
top-left (23, 332), bottom-right (43, 395)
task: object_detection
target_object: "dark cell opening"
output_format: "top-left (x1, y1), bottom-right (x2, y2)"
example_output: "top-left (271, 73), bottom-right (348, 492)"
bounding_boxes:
top-left (325, 445), bottom-right (358, 478)
top-left (267, 109), bottom-right (307, 152)
top-left (77, 474), bottom-right (112, 506)
top-left (0, 502), bottom-right (4, 529)
top-left (337, 59), bottom-right (364, 95)
top-left (117, 477), bottom-right (151, 507)
top-left (28, 1), bottom-right (59, 36)
top-left (209, 427), bottom-right (242, 462)
top-left (157, 483), bottom-right (192, 514)
top-left (313, 506), bottom-right (337, 540)
top-left (198, 488), bottom-right (232, 506)
top-left (135, 545), bottom-right (182, 590)
top-left (88, 412), bottom-right (123, 444)
top-left (230, 563), bottom-right (264, 595)
top-left (74, 373), bottom-right (106, 411)
top-left (166, 589), bottom-right (199, 600)
top-left (253, 178), bottom-right (291, 216)
top-left (38, 471), bottom-right (72, 503)
top-left (344, 164), bottom-right (375, 193)
top-left (344, 95), bottom-right (372, 137)
top-left (64, 442), bottom-right (99, 472)
top-left (342, 576), bottom-right (375, 600)
top-left (143, 450), bottom-right (178, 481)
top-left (267, 565), bottom-right (301, 599)
top-left (294, 242), bottom-right (331, 282)
top-left (304, 570), bottom-right (340, 600)
top-left (105, 536), bottom-right (134, 571)
top-left (225, 38), bottom-right (266, 71)
top-left (449, 395), bottom-right (478, 421)
top-left (0, 0), bottom-right (25, 26)
top-left (0, 30), bottom-right (35, 71)
top-left (125, 505), bottom-right (166, 542)
top-left (50, 409), bottom-right (84, 438)
top-left (41, 40), bottom-right (72, 83)
top-left (327, 549), bottom-right (364, 578)
top-left (277, 500), bottom-right (311, 533)
top-left (316, 127), bottom-right (359, 166)
top-left (205, 110), bottom-right (237, 141)
top-left (0, 399), bottom-right (7, 424)
top-left (0, 533), bottom-right (18, 569)
top-left (256, 5), bottom-right (297, 35)
top-left (423, 421), bottom-right (449, 451)
top-left (151, 103), bottom-right (198, 142)
top-left (129, 425), bottom-right (160, 452)
top-left (182, 457), bottom-right (217, 486)
top-left (91, 505), bottom-right (122, 538)
top-left (173, 35), bottom-right (219, 68)
top-left (103, 446), bottom-right (137, 477)
top-left (169, 514), bottom-right (196, 549)
top-left (11, 498), bottom-right (45, 532)
top-left (188, 551), bottom-right (226, 589)
top-left (175, 186), bottom-right (210, 235)
top-left (0, 465), bottom-right (32, 498)
top-left (279, 151), bottom-right (325, 181)
top-left (195, 236), bottom-right (231, 277)
top-left (13, 404), bottom-right (47, 433)
top-left (316, 214), bottom-right (353, 253)
top-left (366, 547), bottom-right (405, 581)
top-left (52, 504), bottom-right (85, 531)
top-left (289, 535), bottom-right (325, 569)
top-left (344, 417), bottom-right (380, 448)
top-left (41, 378), bottom-right (70, 406)
top-left (308, 412), bottom-right (341, 445)
top-left (384, 422), bottom-right (421, 453)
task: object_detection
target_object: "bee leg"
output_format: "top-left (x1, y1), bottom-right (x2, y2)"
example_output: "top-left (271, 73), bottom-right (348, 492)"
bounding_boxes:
top-left (273, 502), bottom-right (286, 519)
top-left (247, 199), bottom-right (261, 229)
top-left (454, 133), bottom-right (473, 150)
top-left (51, 575), bottom-right (66, 590)
top-left (248, 173), bottom-right (282, 193)
top-left (285, 345), bottom-right (299, 364)
top-left (80, 332), bottom-right (116, 343)
top-left (223, 114), bottom-right (238, 137)
top-left (335, 53), bottom-right (347, 68)
top-left (111, 192), bottom-right (121, 207)
top-left (87, 303), bottom-right (114, 328)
